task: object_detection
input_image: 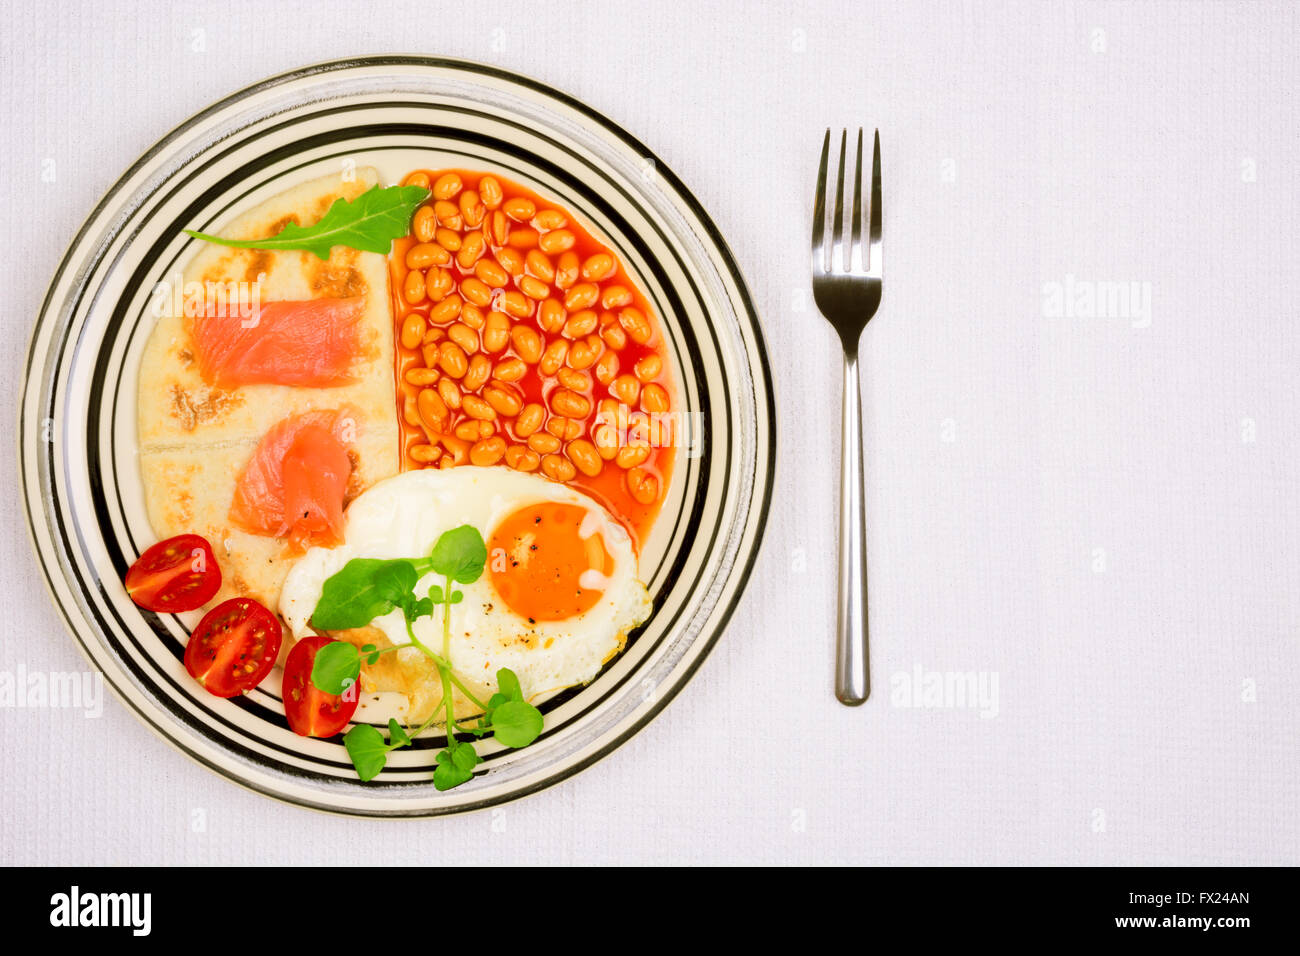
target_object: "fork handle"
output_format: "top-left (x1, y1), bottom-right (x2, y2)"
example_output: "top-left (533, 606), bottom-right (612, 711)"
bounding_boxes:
top-left (836, 349), bottom-right (870, 705)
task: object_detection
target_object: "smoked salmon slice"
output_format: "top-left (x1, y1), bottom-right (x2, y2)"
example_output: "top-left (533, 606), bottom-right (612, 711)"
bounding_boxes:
top-left (230, 408), bottom-right (358, 552)
top-left (189, 298), bottom-right (362, 388)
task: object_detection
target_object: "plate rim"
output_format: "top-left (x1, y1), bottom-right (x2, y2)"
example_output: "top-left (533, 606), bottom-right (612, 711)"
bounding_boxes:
top-left (19, 54), bottom-right (777, 818)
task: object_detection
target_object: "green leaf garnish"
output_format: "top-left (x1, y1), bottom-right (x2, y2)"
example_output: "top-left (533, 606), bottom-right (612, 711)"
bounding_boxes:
top-left (183, 184), bottom-right (429, 260)
top-left (311, 558), bottom-right (419, 630)
top-left (488, 700), bottom-right (544, 748)
top-left (307, 526), bottom-right (538, 789)
top-left (310, 641), bottom-right (360, 695)
top-left (343, 724), bottom-right (389, 782)
top-left (387, 719), bottom-right (411, 747)
top-left (428, 525), bottom-right (488, 584)
top-left (434, 741), bottom-right (480, 791)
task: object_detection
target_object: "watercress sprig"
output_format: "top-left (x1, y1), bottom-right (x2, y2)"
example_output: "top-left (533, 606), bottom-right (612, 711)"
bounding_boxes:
top-left (306, 525), bottom-right (543, 790)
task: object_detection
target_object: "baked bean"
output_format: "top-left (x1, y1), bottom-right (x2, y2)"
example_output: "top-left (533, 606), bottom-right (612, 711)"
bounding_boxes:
top-left (507, 227), bottom-right (538, 250)
top-left (597, 397), bottom-right (627, 429)
top-left (400, 313), bottom-right (427, 350)
top-left (483, 313), bottom-right (510, 353)
top-left (403, 171), bottom-right (432, 190)
top-left (495, 246), bottom-right (524, 277)
top-left (526, 249), bottom-right (556, 283)
top-left (433, 172), bottom-right (463, 200)
top-left (563, 309), bottom-right (598, 339)
top-left (535, 209), bottom-right (567, 231)
top-left (417, 388), bottom-right (448, 432)
top-left (406, 242), bottom-right (450, 269)
top-left (528, 432), bottom-right (561, 455)
top-left (619, 306), bottom-right (652, 344)
top-left (503, 197), bottom-right (536, 222)
top-left (492, 357), bottom-right (526, 382)
top-left (440, 434), bottom-right (469, 466)
top-left (555, 252), bottom-right (580, 290)
top-left (557, 368), bottom-right (590, 392)
top-left (483, 382), bottom-right (524, 417)
top-left (602, 285), bottom-right (633, 309)
top-left (422, 326), bottom-right (444, 345)
top-left (463, 354), bottom-right (491, 392)
top-left (405, 366), bottom-right (439, 387)
top-left (460, 277), bottom-right (492, 308)
top-left (626, 467), bottom-right (658, 504)
top-left (462, 394), bottom-right (497, 421)
top-left (447, 323), bottom-right (479, 355)
top-left (539, 228), bottom-right (575, 255)
top-left (454, 419), bottom-right (483, 442)
top-left (508, 405), bottom-right (541, 440)
top-left (457, 231), bottom-right (486, 270)
top-left (601, 319), bottom-right (628, 350)
top-left (582, 253), bottom-right (615, 281)
top-left (546, 416), bottom-right (582, 441)
top-left (403, 394), bottom-right (422, 428)
top-left (541, 454), bottom-right (576, 482)
top-left (475, 259), bottom-right (509, 288)
top-left (567, 439), bottom-right (602, 477)
top-left (616, 444), bottom-right (650, 469)
top-left (540, 339), bottom-right (568, 376)
top-left (539, 298), bottom-right (567, 333)
top-left (564, 283), bottom-right (600, 311)
top-left (413, 206), bottom-right (436, 243)
top-left (421, 341), bottom-right (440, 368)
top-left (460, 304), bottom-right (486, 330)
top-left (439, 341), bottom-right (468, 379)
top-left (470, 436), bottom-right (507, 466)
top-left (491, 210), bottom-right (510, 245)
top-left (409, 442), bottom-right (441, 464)
top-left (519, 275), bottom-right (549, 300)
top-left (594, 350), bottom-right (620, 385)
top-left (479, 176), bottom-right (503, 209)
top-left (427, 268), bottom-right (454, 302)
top-left (610, 374), bottom-right (641, 405)
top-left (403, 269), bottom-right (427, 305)
top-left (437, 378), bottom-right (462, 410)
top-left (641, 382), bottom-right (669, 413)
top-left (430, 295), bottom-right (463, 326)
top-left (458, 189), bottom-right (485, 227)
top-left (634, 353), bottom-right (663, 382)
top-left (505, 445), bottom-right (540, 472)
top-left (433, 200), bottom-right (462, 229)
top-left (511, 325), bottom-right (543, 363)
top-left (502, 291), bottom-right (532, 319)
top-left (568, 337), bottom-right (601, 371)
top-left (550, 388), bottom-right (591, 419)
top-left (429, 228), bottom-right (458, 253)
top-left (593, 424), bottom-right (619, 459)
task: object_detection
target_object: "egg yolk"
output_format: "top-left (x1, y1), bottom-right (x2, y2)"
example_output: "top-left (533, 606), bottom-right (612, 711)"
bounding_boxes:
top-left (488, 502), bottom-right (614, 623)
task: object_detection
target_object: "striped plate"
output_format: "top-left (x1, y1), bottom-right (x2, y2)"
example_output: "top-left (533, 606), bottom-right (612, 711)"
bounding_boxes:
top-left (19, 57), bottom-right (774, 816)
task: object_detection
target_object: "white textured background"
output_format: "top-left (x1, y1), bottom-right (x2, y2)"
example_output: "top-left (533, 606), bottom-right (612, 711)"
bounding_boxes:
top-left (3, 0), bottom-right (1297, 865)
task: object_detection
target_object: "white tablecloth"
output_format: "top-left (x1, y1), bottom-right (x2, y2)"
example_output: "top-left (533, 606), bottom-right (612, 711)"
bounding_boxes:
top-left (2, 0), bottom-right (1296, 865)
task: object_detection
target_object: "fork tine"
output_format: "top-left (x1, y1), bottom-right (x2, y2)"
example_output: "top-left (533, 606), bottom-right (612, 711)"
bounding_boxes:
top-left (830, 130), bottom-right (847, 272)
top-left (811, 129), bottom-right (830, 274)
top-left (868, 128), bottom-right (882, 277)
top-left (850, 128), bottom-right (863, 273)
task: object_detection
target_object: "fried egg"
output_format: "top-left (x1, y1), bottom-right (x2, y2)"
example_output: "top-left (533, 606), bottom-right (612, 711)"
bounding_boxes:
top-left (279, 466), bottom-right (652, 715)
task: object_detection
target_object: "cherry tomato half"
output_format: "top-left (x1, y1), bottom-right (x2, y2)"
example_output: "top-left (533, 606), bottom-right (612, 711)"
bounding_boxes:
top-left (282, 634), bottom-right (360, 737)
top-left (184, 598), bottom-right (282, 698)
top-left (125, 533), bottom-right (222, 613)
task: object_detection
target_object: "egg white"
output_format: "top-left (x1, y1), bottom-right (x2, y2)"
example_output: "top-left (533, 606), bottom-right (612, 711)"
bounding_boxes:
top-left (279, 466), bottom-right (652, 709)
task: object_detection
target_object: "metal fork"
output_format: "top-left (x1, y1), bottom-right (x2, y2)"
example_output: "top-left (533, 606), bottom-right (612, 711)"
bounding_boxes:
top-left (811, 128), bottom-right (882, 706)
